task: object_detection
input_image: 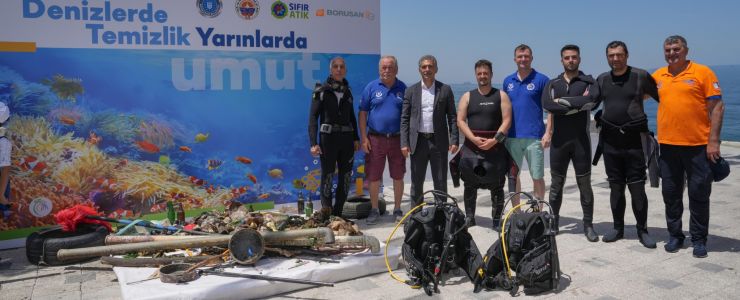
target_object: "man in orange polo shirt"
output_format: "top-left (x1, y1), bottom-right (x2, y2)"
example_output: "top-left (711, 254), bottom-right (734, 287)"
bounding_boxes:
top-left (652, 35), bottom-right (725, 258)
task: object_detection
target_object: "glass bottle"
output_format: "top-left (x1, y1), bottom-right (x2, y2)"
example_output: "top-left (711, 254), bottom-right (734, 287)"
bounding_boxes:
top-left (296, 191), bottom-right (305, 215)
top-left (175, 203), bottom-right (186, 225)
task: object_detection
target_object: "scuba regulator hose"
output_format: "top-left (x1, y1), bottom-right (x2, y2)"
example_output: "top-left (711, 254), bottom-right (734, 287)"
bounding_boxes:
top-left (384, 190), bottom-right (459, 289)
top-left (384, 201), bottom-right (426, 288)
top-left (499, 192), bottom-right (554, 282)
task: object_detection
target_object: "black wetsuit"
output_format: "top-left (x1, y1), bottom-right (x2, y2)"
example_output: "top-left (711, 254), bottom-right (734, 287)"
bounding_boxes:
top-left (541, 71), bottom-right (597, 227)
top-left (459, 88), bottom-right (508, 225)
top-left (594, 66), bottom-right (659, 233)
top-left (308, 77), bottom-right (359, 217)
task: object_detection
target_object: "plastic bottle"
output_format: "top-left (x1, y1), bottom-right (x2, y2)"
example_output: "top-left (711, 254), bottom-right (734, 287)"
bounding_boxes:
top-left (305, 199), bottom-right (313, 217)
top-left (297, 191), bottom-right (305, 215)
top-left (166, 201), bottom-right (176, 224)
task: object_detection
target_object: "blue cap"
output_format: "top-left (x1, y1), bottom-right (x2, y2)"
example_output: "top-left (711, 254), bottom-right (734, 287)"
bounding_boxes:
top-left (710, 157), bottom-right (730, 182)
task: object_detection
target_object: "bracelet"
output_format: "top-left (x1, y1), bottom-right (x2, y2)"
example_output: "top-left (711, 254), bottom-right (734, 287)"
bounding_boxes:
top-left (494, 132), bottom-right (506, 143)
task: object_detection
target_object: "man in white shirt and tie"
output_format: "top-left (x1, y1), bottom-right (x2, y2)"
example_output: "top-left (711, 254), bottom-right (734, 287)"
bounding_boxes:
top-left (401, 55), bottom-right (459, 212)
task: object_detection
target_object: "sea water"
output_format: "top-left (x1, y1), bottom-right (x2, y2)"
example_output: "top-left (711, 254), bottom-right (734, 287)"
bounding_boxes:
top-left (450, 64), bottom-right (739, 141)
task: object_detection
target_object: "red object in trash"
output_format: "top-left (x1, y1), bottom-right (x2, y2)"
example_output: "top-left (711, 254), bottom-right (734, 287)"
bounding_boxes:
top-left (54, 204), bottom-right (113, 232)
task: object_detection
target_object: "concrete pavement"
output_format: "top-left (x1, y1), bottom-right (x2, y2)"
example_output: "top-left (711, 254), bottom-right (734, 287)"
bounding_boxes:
top-left (1, 140), bottom-right (739, 299)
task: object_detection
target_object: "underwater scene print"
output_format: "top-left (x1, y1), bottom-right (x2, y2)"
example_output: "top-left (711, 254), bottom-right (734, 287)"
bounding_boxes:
top-left (0, 48), bottom-right (378, 233)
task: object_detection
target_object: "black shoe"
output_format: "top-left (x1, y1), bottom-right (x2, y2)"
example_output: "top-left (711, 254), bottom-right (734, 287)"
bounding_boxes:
top-left (602, 229), bottom-right (624, 243)
top-left (637, 230), bottom-right (657, 249)
top-left (552, 215), bottom-right (560, 235)
top-left (492, 219), bottom-right (501, 232)
top-left (693, 242), bottom-right (708, 258)
top-left (584, 226), bottom-right (599, 242)
top-left (0, 257), bottom-right (11, 270)
top-left (466, 216), bottom-right (476, 227)
top-left (664, 237), bottom-right (684, 253)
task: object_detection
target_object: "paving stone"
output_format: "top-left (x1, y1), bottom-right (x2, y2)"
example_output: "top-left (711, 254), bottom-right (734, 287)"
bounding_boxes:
top-left (30, 292), bottom-right (82, 300)
top-left (346, 278), bottom-right (379, 291)
top-left (64, 272), bottom-right (95, 284)
top-left (579, 257), bottom-right (612, 268)
top-left (648, 278), bottom-right (682, 289)
top-left (693, 262), bottom-right (726, 273)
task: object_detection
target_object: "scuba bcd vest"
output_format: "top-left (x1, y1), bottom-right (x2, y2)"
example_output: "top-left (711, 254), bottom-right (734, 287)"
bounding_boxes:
top-left (479, 194), bottom-right (561, 296)
top-left (401, 190), bottom-right (484, 296)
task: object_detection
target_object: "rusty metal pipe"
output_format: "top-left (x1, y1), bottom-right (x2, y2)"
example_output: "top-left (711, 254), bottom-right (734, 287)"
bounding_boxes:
top-left (104, 228), bottom-right (334, 247)
top-left (59, 228), bottom-right (334, 261)
top-left (332, 235), bottom-right (380, 253)
top-left (261, 227), bottom-right (335, 246)
top-left (59, 235), bottom-right (232, 261)
top-left (105, 235), bottom-right (201, 245)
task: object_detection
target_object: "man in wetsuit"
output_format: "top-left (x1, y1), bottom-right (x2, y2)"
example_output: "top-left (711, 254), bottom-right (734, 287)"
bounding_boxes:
top-left (593, 41), bottom-right (659, 248)
top-left (401, 55), bottom-right (459, 208)
top-left (503, 44), bottom-right (550, 208)
top-left (309, 57), bottom-right (360, 219)
top-left (456, 59), bottom-right (512, 229)
top-left (652, 35), bottom-right (724, 258)
top-left (542, 44), bottom-right (599, 242)
top-left (359, 56), bottom-right (407, 225)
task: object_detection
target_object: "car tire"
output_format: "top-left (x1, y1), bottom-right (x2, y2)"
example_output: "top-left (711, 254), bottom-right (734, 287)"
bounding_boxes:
top-left (26, 224), bottom-right (109, 266)
top-left (342, 195), bottom-right (386, 219)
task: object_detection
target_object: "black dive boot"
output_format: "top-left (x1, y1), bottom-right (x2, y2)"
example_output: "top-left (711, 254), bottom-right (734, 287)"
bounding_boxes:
top-left (332, 171), bottom-right (352, 217)
top-left (320, 173), bottom-right (335, 214)
top-left (627, 182), bottom-right (656, 248)
top-left (576, 175), bottom-right (599, 242)
top-left (463, 185), bottom-right (478, 227)
top-left (549, 174), bottom-right (566, 235)
top-left (602, 228), bottom-right (624, 242)
top-left (637, 229), bottom-right (657, 248)
top-left (603, 182), bottom-right (626, 243)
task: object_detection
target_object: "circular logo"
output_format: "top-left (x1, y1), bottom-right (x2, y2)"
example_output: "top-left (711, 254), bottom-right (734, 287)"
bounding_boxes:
top-left (374, 91), bottom-right (383, 98)
top-left (271, 0), bottom-right (287, 19)
top-left (507, 83), bottom-right (514, 91)
top-left (197, 0), bottom-right (223, 18)
top-left (236, 0), bottom-right (260, 20)
top-left (29, 197), bottom-right (53, 218)
top-left (526, 83), bottom-right (535, 91)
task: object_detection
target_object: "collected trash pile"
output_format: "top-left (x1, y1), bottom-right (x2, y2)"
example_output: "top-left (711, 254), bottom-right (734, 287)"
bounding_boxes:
top-left (26, 203), bottom-right (380, 289)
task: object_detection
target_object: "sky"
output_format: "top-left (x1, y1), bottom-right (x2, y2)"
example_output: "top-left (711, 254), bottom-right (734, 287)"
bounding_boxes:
top-left (380, 0), bottom-right (740, 84)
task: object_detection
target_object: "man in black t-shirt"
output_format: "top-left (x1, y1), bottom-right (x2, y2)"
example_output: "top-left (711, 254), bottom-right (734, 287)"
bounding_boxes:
top-left (542, 45), bottom-right (600, 242)
top-left (592, 41), bottom-right (659, 248)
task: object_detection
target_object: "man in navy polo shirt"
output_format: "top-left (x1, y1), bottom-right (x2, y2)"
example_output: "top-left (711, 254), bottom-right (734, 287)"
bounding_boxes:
top-left (503, 44), bottom-right (550, 207)
top-left (359, 55), bottom-right (407, 225)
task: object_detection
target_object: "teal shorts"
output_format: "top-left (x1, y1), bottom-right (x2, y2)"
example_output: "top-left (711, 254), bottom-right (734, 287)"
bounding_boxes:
top-left (505, 137), bottom-right (545, 180)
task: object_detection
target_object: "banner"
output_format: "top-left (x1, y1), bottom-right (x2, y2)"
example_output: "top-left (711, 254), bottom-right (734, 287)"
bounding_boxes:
top-left (0, 0), bottom-right (380, 245)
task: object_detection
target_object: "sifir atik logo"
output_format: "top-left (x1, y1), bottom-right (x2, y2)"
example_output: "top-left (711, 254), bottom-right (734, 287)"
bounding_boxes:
top-left (271, 1), bottom-right (310, 20)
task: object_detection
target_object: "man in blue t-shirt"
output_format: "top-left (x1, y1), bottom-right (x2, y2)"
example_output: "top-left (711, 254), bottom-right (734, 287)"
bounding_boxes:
top-left (359, 56), bottom-right (407, 225)
top-left (502, 44), bottom-right (550, 207)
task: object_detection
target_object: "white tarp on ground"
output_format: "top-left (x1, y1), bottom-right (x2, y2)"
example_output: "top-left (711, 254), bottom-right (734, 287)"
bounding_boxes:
top-left (114, 244), bottom-right (401, 300)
